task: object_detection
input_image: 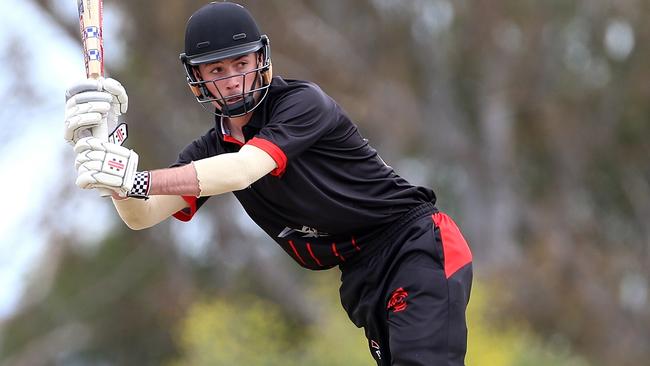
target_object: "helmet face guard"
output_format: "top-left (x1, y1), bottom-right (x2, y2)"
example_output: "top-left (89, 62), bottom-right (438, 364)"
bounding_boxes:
top-left (180, 2), bottom-right (273, 118)
top-left (180, 36), bottom-right (272, 118)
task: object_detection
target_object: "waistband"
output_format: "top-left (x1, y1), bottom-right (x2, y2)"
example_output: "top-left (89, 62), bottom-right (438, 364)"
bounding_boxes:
top-left (339, 201), bottom-right (437, 271)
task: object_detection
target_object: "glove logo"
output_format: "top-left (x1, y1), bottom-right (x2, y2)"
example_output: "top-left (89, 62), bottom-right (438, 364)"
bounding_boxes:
top-left (109, 123), bottom-right (128, 146)
top-left (106, 154), bottom-right (125, 172)
top-left (387, 287), bottom-right (408, 313)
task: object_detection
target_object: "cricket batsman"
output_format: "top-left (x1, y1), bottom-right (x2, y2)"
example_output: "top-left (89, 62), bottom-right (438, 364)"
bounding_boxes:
top-left (63, 2), bottom-right (473, 365)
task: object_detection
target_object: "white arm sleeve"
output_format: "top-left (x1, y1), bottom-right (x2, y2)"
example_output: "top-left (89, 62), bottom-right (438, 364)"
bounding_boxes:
top-left (112, 144), bottom-right (276, 229)
top-left (112, 195), bottom-right (187, 230)
top-left (193, 144), bottom-right (277, 197)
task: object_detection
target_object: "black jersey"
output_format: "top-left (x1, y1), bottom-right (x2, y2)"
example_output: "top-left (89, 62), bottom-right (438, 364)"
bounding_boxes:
top-left (172, 77), bottom-right (435, 270)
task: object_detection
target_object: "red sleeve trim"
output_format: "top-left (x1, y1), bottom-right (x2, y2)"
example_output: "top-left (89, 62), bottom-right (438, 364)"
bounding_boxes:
top-left (247, 137), bottom-right (287, 176)
top-left (172, 195), bottom-right (198, 222)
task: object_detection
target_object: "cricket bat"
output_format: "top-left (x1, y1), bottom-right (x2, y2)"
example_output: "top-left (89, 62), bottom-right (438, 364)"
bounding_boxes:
top-left (77, 0), bottom-right (112, 197)
top-left (77, 0), bottom-right (107, 139)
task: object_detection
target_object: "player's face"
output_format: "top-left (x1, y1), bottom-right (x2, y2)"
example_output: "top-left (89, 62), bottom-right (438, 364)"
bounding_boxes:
top-left (197, 53), bottom-right (259, 106)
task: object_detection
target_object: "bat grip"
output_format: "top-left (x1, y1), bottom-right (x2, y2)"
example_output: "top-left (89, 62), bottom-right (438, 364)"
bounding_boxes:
top-left (92, 123), bottom-right (113, 198)
top-left (91, 122), bottom-right (109, 143)
top-left (76, 126), bottom-right (113, 197)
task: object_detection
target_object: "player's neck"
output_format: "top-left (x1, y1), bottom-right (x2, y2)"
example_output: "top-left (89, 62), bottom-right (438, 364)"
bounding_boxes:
top-left (225, 113), bottom-right (253, 143)
top-left (227, 112), bottom-right (253, 130)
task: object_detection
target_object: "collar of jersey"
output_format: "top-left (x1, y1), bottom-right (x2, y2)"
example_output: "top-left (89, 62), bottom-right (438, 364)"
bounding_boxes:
top-left (214, 104), bottom-right (266, 135)
top-left (217, 116), bottom-right (262, 147)
top-left (219, 116), bottom-right (230, 136)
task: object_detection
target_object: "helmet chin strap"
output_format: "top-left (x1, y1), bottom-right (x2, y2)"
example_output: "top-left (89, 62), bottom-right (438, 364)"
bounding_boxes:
top-left (218, 93), bottom-right (256, 117)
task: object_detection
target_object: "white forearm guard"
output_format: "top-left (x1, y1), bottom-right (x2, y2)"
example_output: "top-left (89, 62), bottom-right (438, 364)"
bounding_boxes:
top-left (112, 195), bottom-right (188, 230)
top-left (193, 144), bottom-right (277, 196)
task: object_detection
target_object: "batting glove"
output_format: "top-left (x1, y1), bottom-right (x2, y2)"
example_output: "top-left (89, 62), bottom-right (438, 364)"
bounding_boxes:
top-left (64, 77), bottom-right (129, 145)
top-left (74, 137), bottom-right (149, 198)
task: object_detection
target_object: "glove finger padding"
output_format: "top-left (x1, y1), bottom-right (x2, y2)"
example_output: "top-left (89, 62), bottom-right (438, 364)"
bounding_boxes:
top-left (75, 150), bottom-right (106, 169)
top-left (66, 101), bottom-right (112, 116)
top-left (74, 136), bottom-right (106, 154)
top-left (75, 170), bottom-right (100, 189)
top-left (66, 91), bottom-right (113, 106)
top-left (65, 78), bottom-right (127, 113)
top-left (77, 160), bottom-right (103, 173)
top-left (74, 137), bottom-right (139, 197)
top-left (64, 77), bottom-right (129, 145)
top-left (64, 91), bottom-right (113, 145)
top-left (65, 112), bottom-right (104, 144)
top-left (75, 136), bottom-right (133, 157)
top-left (65, 78), bottom-right (103, 98)
top-left (76, 170), bottom-right (126, 188)
top-left (101, 78), bottom-right (128, 114)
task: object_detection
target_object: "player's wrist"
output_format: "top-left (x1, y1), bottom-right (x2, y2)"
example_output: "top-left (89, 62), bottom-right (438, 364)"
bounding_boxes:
top-left (126, 171), bottom-right (151, 200)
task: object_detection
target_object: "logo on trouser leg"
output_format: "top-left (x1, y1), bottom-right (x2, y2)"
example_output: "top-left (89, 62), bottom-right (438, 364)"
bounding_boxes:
top-left (387, 287), bottom-right (409, 313)
top-left (370, 339), bottom-right (381, 360)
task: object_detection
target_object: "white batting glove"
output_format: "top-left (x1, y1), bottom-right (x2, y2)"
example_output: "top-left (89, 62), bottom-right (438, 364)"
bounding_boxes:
top-left (64, 77), bottom-right (128, 145)
top-left (74, 137), bottom-right (139, 197)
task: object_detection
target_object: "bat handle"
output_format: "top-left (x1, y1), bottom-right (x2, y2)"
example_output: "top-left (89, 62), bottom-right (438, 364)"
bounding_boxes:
top-left (92, 121), bottom-right (113, 198)
top-left (86, 73), bottom-right (110, 197)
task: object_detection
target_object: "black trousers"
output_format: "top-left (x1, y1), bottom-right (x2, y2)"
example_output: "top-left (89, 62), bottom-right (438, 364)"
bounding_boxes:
top-left (339, 203), bottom-right (473, 365)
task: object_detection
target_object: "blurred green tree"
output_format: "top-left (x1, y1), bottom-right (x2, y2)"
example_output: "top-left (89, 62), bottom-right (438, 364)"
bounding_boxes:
top-left (169, 271), bottom-right (370, 366)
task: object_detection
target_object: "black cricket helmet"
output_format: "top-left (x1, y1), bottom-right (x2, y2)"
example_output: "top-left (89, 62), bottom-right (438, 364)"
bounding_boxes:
top-left (180, 2), bottom-right (272, 117)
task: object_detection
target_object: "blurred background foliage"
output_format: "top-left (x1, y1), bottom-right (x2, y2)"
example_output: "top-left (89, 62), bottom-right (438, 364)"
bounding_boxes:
top-left (1, 0), bottom-right (649, 365)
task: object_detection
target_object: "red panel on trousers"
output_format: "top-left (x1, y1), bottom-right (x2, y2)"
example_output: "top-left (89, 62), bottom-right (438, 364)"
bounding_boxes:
top-left (432, 213), bottom-right (473, 278)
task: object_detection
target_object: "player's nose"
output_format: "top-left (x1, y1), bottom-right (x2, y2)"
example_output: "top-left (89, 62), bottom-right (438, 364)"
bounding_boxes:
top-left (224, 73), bottom-right (241, 90)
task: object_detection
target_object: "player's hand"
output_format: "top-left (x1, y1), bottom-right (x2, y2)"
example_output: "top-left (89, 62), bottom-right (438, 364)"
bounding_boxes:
top-left (74, 137), bottom-right (139, 197)
top-left (64, 77), bottom-right (128, 145)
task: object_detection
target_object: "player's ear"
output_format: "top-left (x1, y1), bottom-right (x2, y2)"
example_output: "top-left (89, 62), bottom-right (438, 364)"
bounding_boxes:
top-left (188, 67), bottom-right (203, 97)
top-left (192, 67), bottom-right (203, 81)
top-left (262, 62), bottom-right (273, 85)
top-left (258, 52), bottom-right (273, 85)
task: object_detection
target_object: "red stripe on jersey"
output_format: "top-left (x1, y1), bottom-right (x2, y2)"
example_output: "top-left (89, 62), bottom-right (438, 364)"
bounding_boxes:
top-left (247, 137), bottom-right (288, 176)
top-left (432, 213), bottom-right (472, 278)
top-left (306, 243), bottom-right (323, 267)
top-left (223, 135), bottom-right (244, 146)
top-left (351, 236), bottom-right (361, 251)
top-left (172, 195), bottom-right (198, 222)
top-left (331, 243), bottom-right (345, 262)
top-left (288, 240), bottom-right (307, 266)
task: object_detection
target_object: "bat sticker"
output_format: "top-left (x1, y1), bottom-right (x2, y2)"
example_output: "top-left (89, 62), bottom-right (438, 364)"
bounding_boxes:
top-left (84, 26), bottom-right (100, 39)
top-left (87, 49), bottom-right (101, 60)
